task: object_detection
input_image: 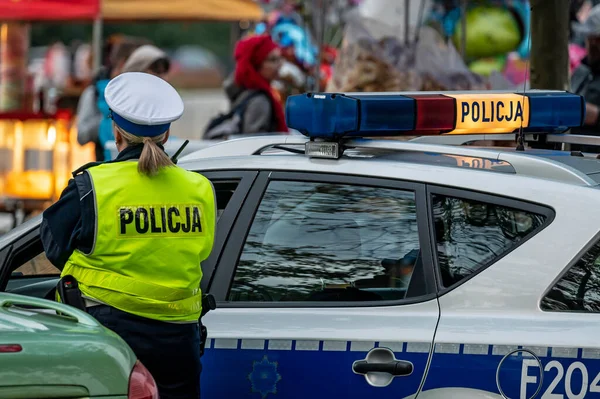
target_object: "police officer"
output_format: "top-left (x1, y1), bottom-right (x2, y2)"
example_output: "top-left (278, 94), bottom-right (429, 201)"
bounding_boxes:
top-left (40, 72), bottom-right (216, 399)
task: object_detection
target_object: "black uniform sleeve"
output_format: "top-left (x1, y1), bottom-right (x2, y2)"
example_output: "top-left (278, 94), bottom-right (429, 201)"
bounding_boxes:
top-left (40, 179), bottom-right (82, 269)
top-left (40, 171), bottom-right (95, 269)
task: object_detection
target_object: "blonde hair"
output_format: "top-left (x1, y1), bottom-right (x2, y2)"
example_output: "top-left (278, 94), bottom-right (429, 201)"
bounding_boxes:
top-left (114, 123), bottom-right (174, 176)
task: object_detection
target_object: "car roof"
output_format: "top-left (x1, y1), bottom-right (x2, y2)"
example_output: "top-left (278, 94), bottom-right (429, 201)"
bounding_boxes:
top-left (177, 146), bottom-right (600, 216)
top-left (498, 149), bottom-right (600, 183)
top-left (421, 146), bottom-right (600, 184)
top-left (178, 135), bottom-right (600, 189)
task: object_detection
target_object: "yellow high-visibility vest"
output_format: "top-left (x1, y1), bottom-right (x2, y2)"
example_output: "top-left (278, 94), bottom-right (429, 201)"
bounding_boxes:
top-left (61, 161), bottom-right (216, 322)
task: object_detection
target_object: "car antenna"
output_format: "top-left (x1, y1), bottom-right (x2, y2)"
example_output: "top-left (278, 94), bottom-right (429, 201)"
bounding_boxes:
top-left (170, 139), bottom-right (190, 164)
top-left (516, 3), bottom-right (533, 152)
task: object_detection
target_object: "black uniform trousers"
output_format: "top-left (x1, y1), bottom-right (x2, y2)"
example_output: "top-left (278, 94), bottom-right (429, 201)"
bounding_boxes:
top-left (87, 305), bottom-right (202, 399)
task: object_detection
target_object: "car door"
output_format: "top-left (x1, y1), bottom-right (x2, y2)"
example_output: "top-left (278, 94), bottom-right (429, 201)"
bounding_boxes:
top-left (201, 171), bottom-right (440, 399)
top-left (0, 220), bottom-right (52, 295)
top-left (0, 170), bottom-right (258, 301)
top-left (419, 186), bottom-right (559, 399)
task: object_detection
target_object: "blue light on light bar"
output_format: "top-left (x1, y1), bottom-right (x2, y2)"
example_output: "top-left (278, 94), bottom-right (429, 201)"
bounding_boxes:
top-left (357, 95), bottom-right (415, 133)
top-left (286, 93), bottom-right (416, 139)
top-left (285, 93), bottom-right (358, 137)
top-left (524, 91), bottom-right (586, 131)
top-left (284, 91), bottom-right (585, 139)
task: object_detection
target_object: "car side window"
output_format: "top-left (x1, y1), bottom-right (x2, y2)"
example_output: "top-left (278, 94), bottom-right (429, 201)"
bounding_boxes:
top-left (228, 180), bottom-right (424, 303)
top-left (209, 179), bottom-right (240, 220)
top-left (432, 194), bottom-right (547, 288)
top-left (13, 252), bottom-right (59, 277)
top-left (541, 238), bottom-right (600, 312)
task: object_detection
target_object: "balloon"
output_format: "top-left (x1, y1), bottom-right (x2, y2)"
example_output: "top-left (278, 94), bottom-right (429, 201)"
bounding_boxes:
top-left (271, 21), bottom-right (318, 66)
top-left (469, 56), bottom-right (507, 77)
top-left (452, 6), bottom-right (523, 59)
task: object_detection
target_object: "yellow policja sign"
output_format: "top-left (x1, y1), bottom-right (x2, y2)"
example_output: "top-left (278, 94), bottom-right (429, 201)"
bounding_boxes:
top-left (445, 93), bottom-right (530, 134)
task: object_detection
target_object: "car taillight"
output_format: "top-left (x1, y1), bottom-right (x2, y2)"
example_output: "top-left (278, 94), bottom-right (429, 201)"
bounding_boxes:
top-left (0, 344), bottom-right (22, 353)
top-left (128, 360), bottom-right (159, 399)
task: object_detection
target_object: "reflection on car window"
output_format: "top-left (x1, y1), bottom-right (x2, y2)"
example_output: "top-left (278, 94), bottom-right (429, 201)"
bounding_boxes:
top-left (13, 252), bottom-right (59, 276)
top-left (541, 239), bottom-right (600, 312)
top-left (229, 181), bottom-right (423, 303)
top-left (432, 194), bottom-right (547, 288)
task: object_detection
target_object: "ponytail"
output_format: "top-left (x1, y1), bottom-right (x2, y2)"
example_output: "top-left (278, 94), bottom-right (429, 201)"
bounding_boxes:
top-left (115, 124), bottom-right (174, 176)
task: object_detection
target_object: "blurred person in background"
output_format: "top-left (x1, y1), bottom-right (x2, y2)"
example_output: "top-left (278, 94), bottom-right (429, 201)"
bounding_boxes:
top-left (69, 40), bottom-right (92, 88)
top-left (222, 34), bottom-right (288, 134)
top-left (76, 37), bottom-right (146, 161)
top-left (571, 5), bottom-right (600, 152)
top-left (121, 44), bottom-right (171, 79)
top-left (91, 45), bottom-right (172, 161)
top-left (43, 41), bottom-right (71, 91)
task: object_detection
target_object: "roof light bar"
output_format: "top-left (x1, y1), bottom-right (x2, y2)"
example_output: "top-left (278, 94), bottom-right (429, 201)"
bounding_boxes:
top-left (285, 90), bottom-right (585, 139)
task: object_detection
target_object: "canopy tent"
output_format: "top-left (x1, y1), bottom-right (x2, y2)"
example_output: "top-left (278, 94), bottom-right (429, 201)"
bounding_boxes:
top-left (0, 0), bottom-right (263, 21)
top-left (102, 0), bottom-right (264, 21)
top-left (0, 0), bottom-right (264, 71)
top-left (0, 0), bottom-right (99, 20)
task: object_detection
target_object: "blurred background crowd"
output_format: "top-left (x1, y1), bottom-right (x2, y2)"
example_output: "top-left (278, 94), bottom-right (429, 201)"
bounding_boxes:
top-left (7, 0), bottom-right (600, 137)
top-left (13, 0), bottom-right (600, 137)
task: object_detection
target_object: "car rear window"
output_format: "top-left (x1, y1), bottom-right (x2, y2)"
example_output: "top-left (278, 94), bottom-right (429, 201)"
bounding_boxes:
top-left (541, 236), bottom-right (600, 312)
top-left (432, 193), bottom-right (549, 288)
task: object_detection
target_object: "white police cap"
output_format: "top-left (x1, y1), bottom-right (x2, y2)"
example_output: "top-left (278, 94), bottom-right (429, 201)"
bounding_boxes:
top-left (105, 72), bottom-right (184, 137)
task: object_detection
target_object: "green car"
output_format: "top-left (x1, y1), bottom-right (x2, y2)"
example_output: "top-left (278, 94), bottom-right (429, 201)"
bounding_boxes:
top-left (0, 292), bottom-right (158, 399)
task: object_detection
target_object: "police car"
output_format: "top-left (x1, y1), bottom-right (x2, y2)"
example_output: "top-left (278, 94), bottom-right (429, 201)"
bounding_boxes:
top-left (1, 90), bottom-right (600, 399)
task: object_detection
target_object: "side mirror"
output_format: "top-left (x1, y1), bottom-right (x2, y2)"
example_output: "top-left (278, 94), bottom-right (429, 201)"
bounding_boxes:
top-left (11, 272), bottom-right (23, 277)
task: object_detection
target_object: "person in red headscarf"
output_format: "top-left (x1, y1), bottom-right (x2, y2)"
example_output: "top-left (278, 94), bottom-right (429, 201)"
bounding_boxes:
top-left (222, 34), bottom-right (289, 134)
